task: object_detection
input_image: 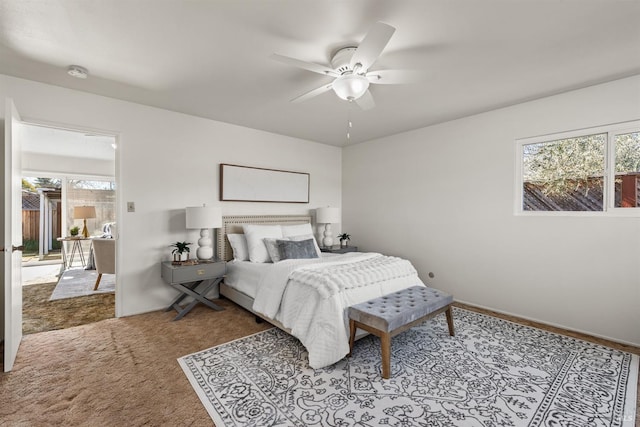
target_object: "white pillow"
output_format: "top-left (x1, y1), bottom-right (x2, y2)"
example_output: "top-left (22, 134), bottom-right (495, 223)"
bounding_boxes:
top-left (227, 234), bottom-right (249, 261)
top-left (243, 224), bottom-right (283, 263)
top-left (282, 223), bottom-right (314, 237)
top-left (282, 223), bottom-right (322, 256)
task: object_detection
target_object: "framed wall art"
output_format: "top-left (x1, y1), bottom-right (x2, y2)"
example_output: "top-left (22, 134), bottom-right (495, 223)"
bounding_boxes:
top-left (219, 163), bottom-right (310, 203)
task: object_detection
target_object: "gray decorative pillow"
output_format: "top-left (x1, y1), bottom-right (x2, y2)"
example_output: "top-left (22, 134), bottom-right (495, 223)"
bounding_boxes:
top-left (287, 234), bottom-right (322, 257)
top-left (263, 237), bottom-right (286, 262)
top-left (278, 239), bottom-right (319, 260)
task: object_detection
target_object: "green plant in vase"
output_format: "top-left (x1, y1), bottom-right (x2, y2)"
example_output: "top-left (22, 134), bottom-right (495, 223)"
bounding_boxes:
top-left (170, 241), bottom-right (191, 263)
top-left (337, 233), bottom-right (351, 248)
top-left (70, 226), bottom-right (80, 237)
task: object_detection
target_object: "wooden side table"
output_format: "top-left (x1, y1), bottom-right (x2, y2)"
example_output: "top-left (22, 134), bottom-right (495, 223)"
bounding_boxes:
top-left (320, 245), bottom-right (358, 254)
top-left (160, 259), bottom-right (226, 320)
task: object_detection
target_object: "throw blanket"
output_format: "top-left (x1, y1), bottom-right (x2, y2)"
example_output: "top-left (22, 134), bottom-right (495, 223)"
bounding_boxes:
top-left (253, 252), bottom-right (380, 319)
top-left (289, 255), bottom-right (417, 299)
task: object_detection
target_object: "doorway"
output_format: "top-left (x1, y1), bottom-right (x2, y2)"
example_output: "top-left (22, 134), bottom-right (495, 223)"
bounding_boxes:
top-left (20, 125), bottom-right (117, 334)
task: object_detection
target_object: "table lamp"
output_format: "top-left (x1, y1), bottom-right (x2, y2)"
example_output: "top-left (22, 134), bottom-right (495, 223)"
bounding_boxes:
top-left (73, 206), bottom-right (96, 238)
top-left (186, 204), bottom-right (222, 260)
top-left (316, 207), bottom-right (340, 248)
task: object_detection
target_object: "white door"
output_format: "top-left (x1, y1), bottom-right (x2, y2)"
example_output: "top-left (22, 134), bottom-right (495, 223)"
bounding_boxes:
top-left (2, 98), bottom-right (24, 372)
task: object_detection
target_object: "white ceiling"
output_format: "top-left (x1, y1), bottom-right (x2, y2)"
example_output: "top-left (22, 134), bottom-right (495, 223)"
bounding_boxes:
top-left (21, 124), bottom-right (116, 161)
top-left (1, 0), bottom-right (639, 146)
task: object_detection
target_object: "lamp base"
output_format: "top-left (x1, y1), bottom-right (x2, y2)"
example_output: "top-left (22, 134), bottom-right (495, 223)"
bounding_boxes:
top-left (82, 219), bottom-right (89, 238)
top-left (196, 228), bottom-right (213, 260)
top-left (322, 223), bottom-right (334, 248)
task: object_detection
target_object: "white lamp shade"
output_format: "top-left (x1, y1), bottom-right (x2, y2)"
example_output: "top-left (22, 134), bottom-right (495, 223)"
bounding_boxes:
top-left (316, 207), bottom-right (340, 224)
top-left (73, 206), bottom-right (96, 219)
top-left (185, 205), bottom-right (222, 229)
top-left (332, 74), bottom-right (370, 100)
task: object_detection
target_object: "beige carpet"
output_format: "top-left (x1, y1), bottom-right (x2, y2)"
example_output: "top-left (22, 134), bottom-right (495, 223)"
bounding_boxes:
top-left (50, 268), bottom-right (115, 301)
top-left (23, 282), bottom-right (114, 335)
top-left (1, 299), bottom-right (271, 426)
top-left (1, 301), bottom-right (638, 426)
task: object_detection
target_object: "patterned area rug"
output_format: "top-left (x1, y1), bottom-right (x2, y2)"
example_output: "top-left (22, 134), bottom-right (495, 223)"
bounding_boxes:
top-left (179, 308), bottom-right (638, 426)
top-left (49, 267), bottom-right (115, 301)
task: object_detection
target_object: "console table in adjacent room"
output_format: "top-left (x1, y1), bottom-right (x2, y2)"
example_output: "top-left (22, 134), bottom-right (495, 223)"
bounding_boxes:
top-left (160, 259), bottom-right (226, 320)
top-left (57, 236), bottom-right (92, 269)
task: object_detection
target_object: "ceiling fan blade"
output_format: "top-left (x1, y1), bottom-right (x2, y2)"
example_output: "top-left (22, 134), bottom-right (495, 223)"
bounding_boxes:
top-left (350, 22), bottom-right (396, 72)
top-left (366, 69), bottom-right (426, 84)
top-left (354, 90), bottom-right (375, 110)
top-left (291, 83), bottom-right (334, 103)
top-left (271, 54), bottom-right (339, 77)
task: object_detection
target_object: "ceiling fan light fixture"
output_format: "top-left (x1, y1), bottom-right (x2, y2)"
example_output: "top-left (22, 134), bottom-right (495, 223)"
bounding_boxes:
top-left (332, 74), bottom-right (369, 101)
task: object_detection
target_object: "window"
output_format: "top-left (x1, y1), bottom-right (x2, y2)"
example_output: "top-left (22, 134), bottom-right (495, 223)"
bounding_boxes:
top-left (66, 179), bottom-right (116, 235)
top-left (516, 121), bottom-right (640, 215)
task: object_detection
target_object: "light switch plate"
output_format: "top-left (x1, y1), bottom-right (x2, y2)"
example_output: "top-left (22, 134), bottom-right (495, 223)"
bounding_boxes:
top-left (127, 202), bottom-right (135, 212)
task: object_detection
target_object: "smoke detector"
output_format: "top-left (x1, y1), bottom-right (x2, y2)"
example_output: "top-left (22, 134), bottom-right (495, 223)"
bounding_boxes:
top-left (67, 65), bottom-right (89, 79)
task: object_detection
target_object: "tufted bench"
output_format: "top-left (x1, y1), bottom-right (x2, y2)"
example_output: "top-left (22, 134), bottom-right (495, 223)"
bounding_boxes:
top-left (348, 286), bottom-right (455, 379)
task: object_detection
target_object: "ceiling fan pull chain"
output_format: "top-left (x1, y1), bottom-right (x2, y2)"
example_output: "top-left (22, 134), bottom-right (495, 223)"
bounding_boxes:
top-left (346, 99), bottom-right (354, 141)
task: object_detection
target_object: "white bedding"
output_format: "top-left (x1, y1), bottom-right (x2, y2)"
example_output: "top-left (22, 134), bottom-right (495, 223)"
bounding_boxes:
top-left (224, 260), bottom-right (271, 298)
top-left (225, 253), bottom-right (342, 298)
top-left (250, 252), bottom-right (424, 369)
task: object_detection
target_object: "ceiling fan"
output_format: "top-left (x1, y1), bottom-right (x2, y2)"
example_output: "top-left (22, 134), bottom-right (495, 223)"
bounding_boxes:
top-left (271, 21), bottom-right (421, 110)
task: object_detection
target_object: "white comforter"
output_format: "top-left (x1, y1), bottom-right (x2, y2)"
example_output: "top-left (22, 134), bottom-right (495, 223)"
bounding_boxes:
top-left (252, 252), bottom-right (424, 368)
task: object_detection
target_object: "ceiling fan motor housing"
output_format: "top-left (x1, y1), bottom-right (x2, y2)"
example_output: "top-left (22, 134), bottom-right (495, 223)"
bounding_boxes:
top-left (331, 47), bottom-right (358, 74)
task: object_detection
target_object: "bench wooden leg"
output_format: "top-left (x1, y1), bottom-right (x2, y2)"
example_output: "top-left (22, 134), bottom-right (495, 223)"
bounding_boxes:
top-left (348, 319), bottom-right (357, 357)
top-left (381, 332), bottom-right (391, 379)
top-left (445, 306), bottom-right (455, 336)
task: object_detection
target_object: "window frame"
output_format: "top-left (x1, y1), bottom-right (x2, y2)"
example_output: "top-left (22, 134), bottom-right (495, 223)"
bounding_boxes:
top-left (515, 120), bottom-right (640, 217)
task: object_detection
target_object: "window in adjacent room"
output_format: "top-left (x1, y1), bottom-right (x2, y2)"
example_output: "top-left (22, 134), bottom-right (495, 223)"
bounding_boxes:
top-left (66, 178), bottom-right (116, 236)
top-left (516, 121), bottom-right (640, 215)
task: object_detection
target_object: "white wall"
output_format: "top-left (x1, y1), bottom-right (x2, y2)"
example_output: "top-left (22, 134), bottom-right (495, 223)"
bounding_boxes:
top-left (343, 75), bottom-right (640, 346)
top-left (0, 74), bottom-right (342, 317)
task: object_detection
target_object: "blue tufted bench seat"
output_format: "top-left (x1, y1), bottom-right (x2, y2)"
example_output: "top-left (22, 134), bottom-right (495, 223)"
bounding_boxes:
top-left (348, 285), bottom-right (455, 379)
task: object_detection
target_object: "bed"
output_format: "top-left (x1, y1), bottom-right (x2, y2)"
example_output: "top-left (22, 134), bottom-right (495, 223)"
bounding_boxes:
top-left (216, 215), bottom-right (425, 369)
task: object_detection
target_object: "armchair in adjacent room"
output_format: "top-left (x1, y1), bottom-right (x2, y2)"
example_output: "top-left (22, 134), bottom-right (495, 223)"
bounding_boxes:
top-left (92, 238), bottom-right (116, 290)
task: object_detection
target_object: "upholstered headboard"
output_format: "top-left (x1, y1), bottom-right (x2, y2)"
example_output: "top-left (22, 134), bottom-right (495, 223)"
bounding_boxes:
top-left (215, 215), bottom-right (312, 261)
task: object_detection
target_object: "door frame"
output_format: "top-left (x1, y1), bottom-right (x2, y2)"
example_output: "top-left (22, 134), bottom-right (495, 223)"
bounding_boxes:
top-left (18, 118), bottom-right (122, 318)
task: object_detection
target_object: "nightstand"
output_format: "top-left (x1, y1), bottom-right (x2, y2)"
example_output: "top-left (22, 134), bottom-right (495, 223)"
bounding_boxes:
top-left (320, 245), bottom-right (358, 254)
top-left (161, 259), bottom-right (226, 320)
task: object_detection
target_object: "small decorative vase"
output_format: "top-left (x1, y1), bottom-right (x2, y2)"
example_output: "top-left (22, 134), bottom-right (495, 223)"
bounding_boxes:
top-left (340, 240), bottom-right (347, 248)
